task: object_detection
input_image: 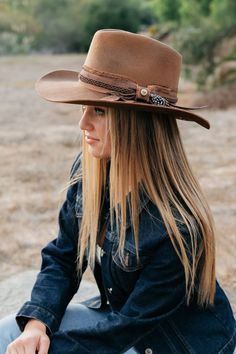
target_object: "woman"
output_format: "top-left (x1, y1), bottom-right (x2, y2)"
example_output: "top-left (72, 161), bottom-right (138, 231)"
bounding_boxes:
top-left (0, 29), bottom-right (235, 354)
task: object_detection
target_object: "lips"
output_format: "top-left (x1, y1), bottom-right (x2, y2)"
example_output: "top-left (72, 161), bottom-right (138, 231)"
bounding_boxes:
top-left (85, 135), bottom-right (100, 141)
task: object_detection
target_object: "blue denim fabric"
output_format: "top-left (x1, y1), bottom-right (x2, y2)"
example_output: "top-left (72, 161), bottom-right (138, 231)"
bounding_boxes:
top-left (0, 304), bottom-right (136, 354)
top-left (16, 154), bottom-right (236, 354)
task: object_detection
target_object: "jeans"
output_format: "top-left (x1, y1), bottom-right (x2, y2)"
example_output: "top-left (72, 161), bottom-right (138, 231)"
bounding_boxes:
top-left (0, 304), bottom-right (137, 354)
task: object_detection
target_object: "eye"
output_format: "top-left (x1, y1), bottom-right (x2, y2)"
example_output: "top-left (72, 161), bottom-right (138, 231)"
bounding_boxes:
top-left (94, 107), bottom-right (105, 116)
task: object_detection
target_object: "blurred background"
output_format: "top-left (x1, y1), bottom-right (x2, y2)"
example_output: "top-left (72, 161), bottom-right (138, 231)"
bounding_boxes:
top-left (0, 0), bottom-right (235, 314)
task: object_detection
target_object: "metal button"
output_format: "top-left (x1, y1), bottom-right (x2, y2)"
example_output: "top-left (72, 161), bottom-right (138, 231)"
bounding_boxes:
top-left (145, 349), bottom-right (153, 354)
top-left (140, 88), bottom-right (148, 96)
top-left (100, 249), bottom-right (106, 257)
top-left (107, 288), bottom-right (113, 294)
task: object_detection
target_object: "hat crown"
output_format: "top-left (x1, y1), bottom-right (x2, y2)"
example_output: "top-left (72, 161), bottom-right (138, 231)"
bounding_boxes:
top-left (85, 29), bottom-right (182, 91)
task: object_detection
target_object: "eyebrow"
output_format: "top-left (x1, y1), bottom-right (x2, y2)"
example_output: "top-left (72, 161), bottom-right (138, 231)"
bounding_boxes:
top-left (94, 106), bottom-right (106, 109)
top-left (82, 105), bottom-right (106, 109)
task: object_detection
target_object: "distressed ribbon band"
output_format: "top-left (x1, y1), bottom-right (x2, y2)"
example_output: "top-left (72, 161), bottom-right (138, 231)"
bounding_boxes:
top-left (78, 65), bottom-right (206, 111)
top-left (79, 65), bottom-right (177, 106)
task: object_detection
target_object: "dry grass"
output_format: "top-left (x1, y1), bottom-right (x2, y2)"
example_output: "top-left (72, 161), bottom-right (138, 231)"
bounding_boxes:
top-left (0, 55), bottom-right (235, 311)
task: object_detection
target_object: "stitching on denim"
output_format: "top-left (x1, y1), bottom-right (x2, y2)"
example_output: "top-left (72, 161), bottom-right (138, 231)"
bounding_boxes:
top-left (168, 319), bottom-right (196, 353)
top-left (120, 323), bottom-right (161, 354)
top-left (208, 306), bottom-right (233, 337)
top-left (111, 243), bottom-right (143, 273)
top-left (23, 303), bottom-right (60, 329)
top-left (218, 323), bottom-right (236, 354)
top-left (158, 323), bottom-right (180, 354)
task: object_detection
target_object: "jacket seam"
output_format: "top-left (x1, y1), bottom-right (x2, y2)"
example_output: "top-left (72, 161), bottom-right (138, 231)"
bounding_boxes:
top-left (18, 302), bottom-right (60, 332)
top-left (168, 319), bottom-right (196, 353)
top-left (218, 323), bottom-right (236, 354)
top-left (208, 306), bottom-right (234, 337)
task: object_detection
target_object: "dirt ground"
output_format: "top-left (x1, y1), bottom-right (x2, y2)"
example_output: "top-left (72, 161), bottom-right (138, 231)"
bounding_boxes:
top-left (0, 55), bottom-right (235, 311)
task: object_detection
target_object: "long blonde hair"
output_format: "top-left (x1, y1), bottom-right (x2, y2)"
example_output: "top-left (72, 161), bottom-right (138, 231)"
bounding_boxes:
top-left (76, 107), bottom-right (216, 306)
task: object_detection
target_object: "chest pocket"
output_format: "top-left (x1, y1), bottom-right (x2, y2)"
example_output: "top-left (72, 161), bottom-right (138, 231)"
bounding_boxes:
top-left (112, 241), bottom-right (144, 272)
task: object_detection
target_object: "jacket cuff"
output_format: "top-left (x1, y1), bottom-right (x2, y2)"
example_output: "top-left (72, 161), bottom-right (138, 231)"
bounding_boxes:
top-left (16, 301), bottom-right (59, 335)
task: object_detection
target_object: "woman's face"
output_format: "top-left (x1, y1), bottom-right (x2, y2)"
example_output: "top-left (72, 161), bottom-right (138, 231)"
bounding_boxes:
top-left (79, 105), bottom-right (111, 159)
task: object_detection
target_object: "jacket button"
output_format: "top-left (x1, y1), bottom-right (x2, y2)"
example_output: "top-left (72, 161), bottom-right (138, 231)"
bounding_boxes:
top-left (100, 249), bottom-right (106, 257)
top-left (107, 288), bottom-right (113, 294)
top-left (145, 349), bottom-right (153, 354)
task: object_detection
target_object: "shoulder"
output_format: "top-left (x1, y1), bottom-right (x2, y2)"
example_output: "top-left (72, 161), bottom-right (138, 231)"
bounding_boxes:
top-left (70, 151), bottom-right (82, 179)
top-left (62, 152), bottom-right (82, 206)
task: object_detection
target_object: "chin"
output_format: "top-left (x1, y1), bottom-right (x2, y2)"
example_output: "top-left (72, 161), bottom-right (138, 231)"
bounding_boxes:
top-left (88, 148), bottom-right (110, 159)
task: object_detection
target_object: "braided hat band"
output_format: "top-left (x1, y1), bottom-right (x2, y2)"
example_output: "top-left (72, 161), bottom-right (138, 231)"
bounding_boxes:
top-left (79, 65), bottom-right (177, 107)
top-left (79, 65), bottom-right (204, 111)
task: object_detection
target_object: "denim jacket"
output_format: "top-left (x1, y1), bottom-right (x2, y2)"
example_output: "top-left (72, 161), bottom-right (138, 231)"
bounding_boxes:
top-left (16, 154), bottom-right (236, 354)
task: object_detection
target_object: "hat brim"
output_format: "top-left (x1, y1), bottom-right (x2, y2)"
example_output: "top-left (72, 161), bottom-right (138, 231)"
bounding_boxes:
top-left (35, 70), bottom-right (210, 129)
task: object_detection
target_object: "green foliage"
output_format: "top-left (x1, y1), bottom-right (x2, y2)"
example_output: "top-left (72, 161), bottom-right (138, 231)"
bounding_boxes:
top-left (77, 0), bottom-right (144, 51)
top-left (167, 0), bottom-right (236, 87)
top-left (0, 1), bottom-right (38, 54)
top-left (140, 0), bottom-right (236, 87)
top-left (147, 0), bottom-right (213, 25)
top-left (174, 25), bottom-right (236, 87)
top-left (0, 32), bottom-right (34, 55)
top-left (32, 0), bottom-right (80, 52)
top-left (147, 0), bottom-right (181, 23)
top-left (179, 1), bottom-right (205, 26)
top-left (0, 0), bottom-right (235, 92)
top-left (0, 0), bottom-right (150, 54)
top-left (210, 0), bottom-right (236, 29)
top-left (173, 22), bottom-right (216, 86)
top-left (179, 0), bottom-right (212, 22)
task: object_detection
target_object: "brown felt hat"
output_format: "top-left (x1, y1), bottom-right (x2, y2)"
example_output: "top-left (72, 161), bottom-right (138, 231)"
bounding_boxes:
top-left (36, 29), bottom-right (210, 129)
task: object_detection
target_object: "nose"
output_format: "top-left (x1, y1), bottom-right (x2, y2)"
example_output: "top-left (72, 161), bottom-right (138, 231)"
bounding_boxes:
top-left (79, 106), bottom-right (93, 131)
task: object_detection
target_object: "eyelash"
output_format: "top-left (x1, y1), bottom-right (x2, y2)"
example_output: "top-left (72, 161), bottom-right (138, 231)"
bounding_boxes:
top-left (94, 107), bottom-right (105, 115)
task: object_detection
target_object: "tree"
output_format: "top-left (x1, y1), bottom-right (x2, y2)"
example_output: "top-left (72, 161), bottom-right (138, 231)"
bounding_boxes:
top-left (179, 0), bottom-right (206, 26)
top-left (146, 0), bottom-right (180, 23)
top-left (30, 0), bottom-right (148, 52)
top-left (76, 0), bottom-right (145, 51)
top-left (210, 0), bottom-right (236, 29)
top-left (0, 1), bottom-right (38, 54)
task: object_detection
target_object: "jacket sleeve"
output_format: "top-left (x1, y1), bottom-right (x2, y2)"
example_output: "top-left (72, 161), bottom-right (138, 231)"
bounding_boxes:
top-left (16, 153), bottom-right (85, 334)
top-left (48, 231), bottom-right (189, 354)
